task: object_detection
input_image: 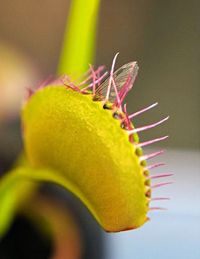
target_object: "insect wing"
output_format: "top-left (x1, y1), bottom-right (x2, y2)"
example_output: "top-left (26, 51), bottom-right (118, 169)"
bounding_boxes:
top-left (92, 74), bottom-right (110, 101)
top-left (93, 62), bottom-right (139, 102)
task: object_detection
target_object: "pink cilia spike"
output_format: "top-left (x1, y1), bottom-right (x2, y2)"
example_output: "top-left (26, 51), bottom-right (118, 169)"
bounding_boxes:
top-left (140, 150), bottom-right (164, 161)
top-left (148, 173), bottom-right (173, 179)
top-left (78, 66), bottom-right (105, 86)
top-left (62, 75), bottom-right (80, 91)
top-left (89, 65), bottom-right (96, 95)
top-left (149, 207), bottom-right (167, 211)
top-left (121, 104), bottom-right (133, 129)
top-left (81, 71), bottom-right (108, 91)
top-left (123, 103), bottom-right (132, 124)
top-left (136, 135), bottom-right (169, 148)
top-left (151, 197), bottom-right (170, 201)
top-left (129, 102), bottom-right (158, 119)
top-left (123, 103), bottom-right (127, 113)
top-left (26, 88), bottom-right (35, 99)
top-left (128, 116), bottom-right (169, 135)
top-left (105, 52), bottom-right (119, 101)
top-left (111, 76), bottom-right (121, 109)
top-left (96, 66), bottom-right (102, 87)
top-left (146, 162), bottom-right (165, 170)
top-left (37, 75), bottom-right (54, 89)
top-left (151, 182), bottom-right (173, 189)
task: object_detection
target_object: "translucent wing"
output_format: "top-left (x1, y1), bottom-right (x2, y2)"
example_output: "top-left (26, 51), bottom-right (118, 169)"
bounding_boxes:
top-left (93, 62), bottom-right (139, 102)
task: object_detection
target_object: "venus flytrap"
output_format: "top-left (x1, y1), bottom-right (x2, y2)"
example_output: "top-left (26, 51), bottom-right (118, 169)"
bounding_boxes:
top-left (0, 0), bottom-right (171, 239)
top-left (22, 55), bottom-right (171, 232)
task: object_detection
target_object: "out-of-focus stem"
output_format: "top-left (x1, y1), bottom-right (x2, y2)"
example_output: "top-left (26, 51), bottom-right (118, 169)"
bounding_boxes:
top-left (57, 0), bottom-right (101, 78)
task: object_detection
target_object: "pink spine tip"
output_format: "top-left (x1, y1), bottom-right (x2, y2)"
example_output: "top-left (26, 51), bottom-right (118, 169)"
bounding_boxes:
top-left (151, 197), bottom-right (170, 201)
top-left (128, 116), bottom-right (169, 135)
top-left (129, 102), bottom-right (158, 119)
top-left (89, 64), bottom-right (96, 95)
top-left (149, 207), bottom-right (167, 211)
top-left (151, 182), bottom-right (173, 189)
top-left (140, 150), bottom-right (164, 161)
top-left (123, 103), bottom-right (127, 113)
top-left (148, 173), bottom-right (173, 180)
top-left (136, 135), bottom-right (169, 148)
top-left (111, 76), bottom-right (121, 108)
top-left (146, 163), bottom-right (165, 170)
top-left (105, 52), bottom-right (119, 101)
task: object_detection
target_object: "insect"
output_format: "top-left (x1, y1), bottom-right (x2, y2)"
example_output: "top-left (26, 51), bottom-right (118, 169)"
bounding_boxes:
top-left (63, 53), bottom-right (139, 110)
top-left (93, 60), bottom-right (139, 108)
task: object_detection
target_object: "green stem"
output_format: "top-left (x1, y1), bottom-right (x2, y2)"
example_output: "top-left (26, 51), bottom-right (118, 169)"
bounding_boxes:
top-left (0, 166), bottom-right (76, 237)
top-left (57, 0), bottom-right (101, 78)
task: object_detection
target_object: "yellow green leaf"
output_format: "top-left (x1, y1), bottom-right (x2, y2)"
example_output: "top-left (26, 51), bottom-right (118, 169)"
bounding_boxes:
top-left (22, 86), bottom-right (149, 232)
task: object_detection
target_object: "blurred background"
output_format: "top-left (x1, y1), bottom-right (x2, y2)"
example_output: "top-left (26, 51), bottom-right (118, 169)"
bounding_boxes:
top-left (0, 0), bottom-right (199, 258)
